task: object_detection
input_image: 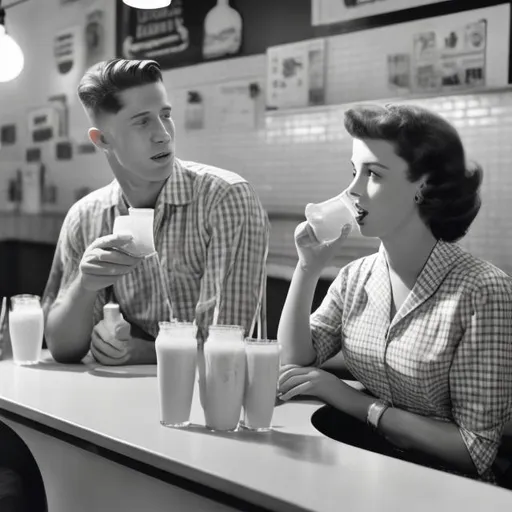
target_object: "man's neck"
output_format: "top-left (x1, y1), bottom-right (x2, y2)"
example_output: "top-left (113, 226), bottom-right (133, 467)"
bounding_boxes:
top-left (107, 155), bottom-right (168, 208)
top-left (119, 179), bottom-right (165, 208)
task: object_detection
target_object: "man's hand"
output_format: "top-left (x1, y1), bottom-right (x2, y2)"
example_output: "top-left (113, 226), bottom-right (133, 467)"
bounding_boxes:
top-left (295, 221), bottom-right (351, 275)
top-left (278, 364), bottom-right (344, 403)
top-left (91, 317), bottom-right (156, 366)
top-left (79, 233), bottom-right (145, 292)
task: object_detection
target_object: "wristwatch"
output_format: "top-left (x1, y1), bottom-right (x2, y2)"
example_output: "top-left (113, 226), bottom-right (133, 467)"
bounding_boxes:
top-left (366, 400), bottom-right (390, 431)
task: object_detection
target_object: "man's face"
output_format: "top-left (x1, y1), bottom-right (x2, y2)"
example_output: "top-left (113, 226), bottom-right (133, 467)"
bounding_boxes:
top-left (99, 81), bottom-right (176, 182)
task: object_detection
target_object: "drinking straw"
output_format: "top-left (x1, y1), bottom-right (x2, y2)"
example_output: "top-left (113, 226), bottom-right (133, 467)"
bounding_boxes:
top-left (0, 297), bottom-right (7, 358)
top-left (0, 297), bottom-right (6, 334)
top-left (155, 254), bottom-right (173, 322)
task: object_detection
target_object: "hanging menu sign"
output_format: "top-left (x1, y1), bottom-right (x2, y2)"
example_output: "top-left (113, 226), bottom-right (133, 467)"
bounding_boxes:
top-left (116, 0), bottom-right (219, 70)
top-left (118, 0), bottom-right (189, 65)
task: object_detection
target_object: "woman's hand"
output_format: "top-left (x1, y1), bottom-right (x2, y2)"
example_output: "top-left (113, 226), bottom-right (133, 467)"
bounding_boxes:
top-left (278, 364), bottom-right (344, 404)
top-left (295, 222), bottom-right (352, 275)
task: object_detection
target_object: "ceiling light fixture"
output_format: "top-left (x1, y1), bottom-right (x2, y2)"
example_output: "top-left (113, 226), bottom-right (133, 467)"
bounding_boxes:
top-left (0, 0), bottom-right (28, 83)
top-left (122, 0), bottom-right (171, 9)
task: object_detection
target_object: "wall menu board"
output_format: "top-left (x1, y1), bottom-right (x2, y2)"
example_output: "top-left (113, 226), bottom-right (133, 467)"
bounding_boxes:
top-left (115, 0), bottom-right (316, 70)
top-left (116, 0), bottom-right (216, 68)
top-left (312, 0), bottom-right (454, 26)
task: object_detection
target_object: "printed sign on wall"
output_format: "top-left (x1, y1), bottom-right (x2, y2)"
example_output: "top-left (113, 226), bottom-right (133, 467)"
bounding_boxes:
top-left (85, 5), bottom-right (106, 69)
top-left (54, 27), bottom-right (78, 75)
top-left (312, 0), bottom-right (454, 26)
top-left (412, 18), bottom-right (487, 93)
top-left (266, 39), bottom-right (326, 111)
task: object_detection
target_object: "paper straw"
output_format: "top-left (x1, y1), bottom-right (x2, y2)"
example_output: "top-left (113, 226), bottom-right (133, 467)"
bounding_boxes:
top-left (212, 285), bottom-right (221, 327)
top-left (0, 297), bottom-right (6, 333)
top-left (195, 318), bottom-right (207, 410)
top-left (249, 237), bottom-right (269, 340)
top-left (154, 253), bottom-right (174, 322)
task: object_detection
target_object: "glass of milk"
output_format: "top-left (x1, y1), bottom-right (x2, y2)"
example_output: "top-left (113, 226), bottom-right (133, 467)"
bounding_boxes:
top-left (202, 325), bottom-right (246, 432)
top-left (241, 339), bottom-right (281, 432)
top-left (156, 321), bottom-right (198, 428)
top-left (305, 190), bottom-right (357, 244)
top-left (112, 208), bottom-right (156, 257)
top-left (9, 294), bottom-right (44, 365)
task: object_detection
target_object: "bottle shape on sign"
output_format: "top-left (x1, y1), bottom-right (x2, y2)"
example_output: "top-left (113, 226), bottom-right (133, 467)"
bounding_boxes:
top-left (203, 0), bottom-right (242, 59)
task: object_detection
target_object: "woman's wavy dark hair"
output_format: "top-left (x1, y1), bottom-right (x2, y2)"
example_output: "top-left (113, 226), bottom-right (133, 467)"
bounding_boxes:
top-left (77, 58), bottom-right (163, 120)
top-left (344, 103), bottom-right (483, 242)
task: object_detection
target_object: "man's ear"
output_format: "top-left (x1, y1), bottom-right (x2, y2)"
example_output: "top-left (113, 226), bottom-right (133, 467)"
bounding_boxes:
top-left (88, 127), bottom-right (110, 150)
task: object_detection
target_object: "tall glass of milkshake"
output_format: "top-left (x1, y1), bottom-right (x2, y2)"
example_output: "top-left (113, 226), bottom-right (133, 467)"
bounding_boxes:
top-left (202, 325), bottom-right (246, 431)
top-left (9, 294), bottom-right (44, 365)
top-left (241, 339), bottom-right (280, 431)
top-left (156, 321), bottom-right (197, 428)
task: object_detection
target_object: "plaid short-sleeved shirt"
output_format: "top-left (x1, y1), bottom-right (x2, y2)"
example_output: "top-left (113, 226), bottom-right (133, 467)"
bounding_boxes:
top-left (42, 159), bottom-right (269, 340)
top-left (310, 240), bottom-right (512, 481)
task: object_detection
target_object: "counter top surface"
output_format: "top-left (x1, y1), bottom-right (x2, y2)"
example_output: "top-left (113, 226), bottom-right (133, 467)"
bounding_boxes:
top-left (0, 351), bottom-right (510, 512)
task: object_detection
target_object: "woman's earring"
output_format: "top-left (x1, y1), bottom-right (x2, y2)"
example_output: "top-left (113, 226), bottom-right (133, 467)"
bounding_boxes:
top-left (414, 189), bottom-right (424, 205)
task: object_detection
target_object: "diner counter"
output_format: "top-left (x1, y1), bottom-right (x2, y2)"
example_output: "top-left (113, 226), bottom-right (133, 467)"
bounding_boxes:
top-left (0, 351), bottom-right (511, 512)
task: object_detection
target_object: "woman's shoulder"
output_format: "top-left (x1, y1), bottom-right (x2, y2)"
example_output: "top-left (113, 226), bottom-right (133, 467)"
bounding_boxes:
top-left (449, 244), bottom-right (512, 298)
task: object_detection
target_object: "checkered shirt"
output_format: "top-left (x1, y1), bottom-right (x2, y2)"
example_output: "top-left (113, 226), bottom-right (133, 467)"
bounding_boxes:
top-left (42, 159), bottom-right (269, 341)
top-left (310, 240), bottom-right (512, 481)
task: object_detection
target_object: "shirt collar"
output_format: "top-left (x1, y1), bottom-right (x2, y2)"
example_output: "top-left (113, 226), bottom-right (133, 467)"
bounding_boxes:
top-left (366, 239), bottom-right (464, 327)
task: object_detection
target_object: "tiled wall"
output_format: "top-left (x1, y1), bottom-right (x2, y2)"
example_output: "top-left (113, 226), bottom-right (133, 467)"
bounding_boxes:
top-left (261, 90), bottom-right (512, 278)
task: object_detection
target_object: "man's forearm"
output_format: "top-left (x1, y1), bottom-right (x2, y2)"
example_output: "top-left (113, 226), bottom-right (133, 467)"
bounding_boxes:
top-left (45, 277), bottom-right (98, 363)
top-left (327, 381), bottom-right (477, 475)
top-left (278, 264), bottom-right (320, 366)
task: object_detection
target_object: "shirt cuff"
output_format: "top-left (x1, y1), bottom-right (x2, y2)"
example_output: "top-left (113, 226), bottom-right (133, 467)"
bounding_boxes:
top-left (458, 425), bottom-right (501, 478)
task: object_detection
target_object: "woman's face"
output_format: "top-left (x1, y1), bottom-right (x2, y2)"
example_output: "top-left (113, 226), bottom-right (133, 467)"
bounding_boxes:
top-left (348, 138), bottom-right (423, 240)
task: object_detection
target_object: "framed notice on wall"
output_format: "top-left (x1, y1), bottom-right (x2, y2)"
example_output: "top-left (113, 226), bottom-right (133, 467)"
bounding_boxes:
top-left (266, 39), bottom-right (326, 111)
top-left (411, 18), bottom-right (487, 93)
top-left (312, 0), bottom-right (454, 26)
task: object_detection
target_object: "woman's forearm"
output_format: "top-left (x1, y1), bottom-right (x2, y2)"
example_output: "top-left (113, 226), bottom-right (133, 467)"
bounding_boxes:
top-left (325, 381), bottom-right (477, 475)
top-left (379, 406), bottom-right (476, 474)
top-left (277, 264), bottom-right (320, 366)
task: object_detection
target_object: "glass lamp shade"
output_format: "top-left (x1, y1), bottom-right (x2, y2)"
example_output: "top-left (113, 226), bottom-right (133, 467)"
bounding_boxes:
top-left (122, 0), bottom-right (171, 8)
top-left (0, 25), bottom-right (24, 82)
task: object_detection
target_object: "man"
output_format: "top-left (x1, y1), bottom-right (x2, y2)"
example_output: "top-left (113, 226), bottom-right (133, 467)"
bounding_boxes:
top-left (43, 58), bottom-right (269, 365)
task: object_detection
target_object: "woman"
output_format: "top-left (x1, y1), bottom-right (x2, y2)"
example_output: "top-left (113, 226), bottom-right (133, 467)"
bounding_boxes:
top-left (277, 103), bottom-right (512, 485)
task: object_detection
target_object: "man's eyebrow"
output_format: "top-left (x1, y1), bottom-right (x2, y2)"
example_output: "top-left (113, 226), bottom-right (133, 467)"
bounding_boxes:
top-left (130, 106), bottom-right (172, 120)
top-left (130, 111), bottom-right (150, 120)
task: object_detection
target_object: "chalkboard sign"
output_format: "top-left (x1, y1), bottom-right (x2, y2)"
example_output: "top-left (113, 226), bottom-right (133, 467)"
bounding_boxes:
top-left (115, 0), bottom-right (315, 70)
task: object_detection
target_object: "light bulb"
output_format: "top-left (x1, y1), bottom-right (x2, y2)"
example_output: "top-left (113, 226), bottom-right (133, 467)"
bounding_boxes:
top-left (123, 0), bottom-right (171, 8)
top-left (0, 25), bottom-right (24, 83)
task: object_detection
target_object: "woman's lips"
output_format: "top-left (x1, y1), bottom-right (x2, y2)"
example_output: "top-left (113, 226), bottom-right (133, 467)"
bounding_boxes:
top-left (355, 205), bottom-right (368, 223)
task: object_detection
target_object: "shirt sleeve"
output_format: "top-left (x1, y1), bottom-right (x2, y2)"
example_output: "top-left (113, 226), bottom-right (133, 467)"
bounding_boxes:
top-left (42, 207), bottom-right (82, 315)
top-left (309, 268), bottom-right (348, 366)
top-left (449, 274), bottom-right (512, 479)
top-left (41, 205), bottom-right (105, 326)
top-left (195, 183), bottom-right (269, 339)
